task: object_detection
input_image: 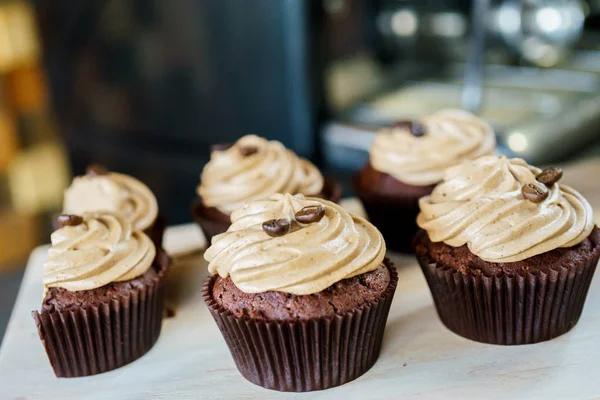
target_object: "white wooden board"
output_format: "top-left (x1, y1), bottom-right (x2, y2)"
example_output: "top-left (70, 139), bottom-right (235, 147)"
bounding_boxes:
top-left (1, 160), bottom-right (600, 399)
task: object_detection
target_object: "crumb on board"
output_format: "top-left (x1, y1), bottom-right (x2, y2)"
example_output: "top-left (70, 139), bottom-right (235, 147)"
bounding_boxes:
top-left (166, 306), bottom-right (177, 318)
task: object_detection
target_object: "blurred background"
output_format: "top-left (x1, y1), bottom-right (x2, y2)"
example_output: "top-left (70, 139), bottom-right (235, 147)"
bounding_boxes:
top-left (1, 0), bottom-right (600, 340)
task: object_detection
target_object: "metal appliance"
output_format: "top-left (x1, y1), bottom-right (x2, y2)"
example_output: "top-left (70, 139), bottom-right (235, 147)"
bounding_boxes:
top-left (34, 0), bottom-right (600, 223)
top-left (322, 0), bottom-right (600, 170)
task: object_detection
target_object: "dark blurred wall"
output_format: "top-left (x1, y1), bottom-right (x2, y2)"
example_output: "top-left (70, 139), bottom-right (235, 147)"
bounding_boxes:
top-left (34, 0), bottom-right (319, 224)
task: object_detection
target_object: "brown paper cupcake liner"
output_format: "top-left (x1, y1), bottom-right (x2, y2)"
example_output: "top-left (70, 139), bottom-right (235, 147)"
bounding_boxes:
top-left (202, 262), bottom-right (398, 392)
top-left (191, 197), bottom-right (231, 245)
top-left (32, 250), bottom-right (170, 377)
top-left (351, 167), bottom-right (436, 255)
top-left (147, 214), bottom-right (167, 249)
top-left (192, 177), bottom-right (343, 244)
top-left (417, 252), bottom-right (599, 345)
top-left (352, 186), bottom-right (421, 254)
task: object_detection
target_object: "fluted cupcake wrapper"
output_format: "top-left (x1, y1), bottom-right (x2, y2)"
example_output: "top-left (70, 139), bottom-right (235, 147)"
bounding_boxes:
top-left (352, 175), bottom-right (429, 254)
top-left (147, 214), bottom-right (167, 249)
top-left (32, 251), bottom-right (170, 377)
top-left (191, 197), bottom-right (231, 245)
top-left (417, 252), bottom-right (599, 345)
top-left (202, 263), bottom-right (398, 392)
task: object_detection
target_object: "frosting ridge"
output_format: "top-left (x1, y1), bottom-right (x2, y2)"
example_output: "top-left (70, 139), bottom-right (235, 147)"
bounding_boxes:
top-left (64, 172), bottom-right (158, 231)
top-left (370, 109), bottom-right (496, 185)
top-left (198, 135), bottom-right (324, 214)
top-left (204, 193), bottom-right (386, 294)
top-left (44, 213), bottom-right (156, 291)
top-left (417, 156), bottom-right (595, 262)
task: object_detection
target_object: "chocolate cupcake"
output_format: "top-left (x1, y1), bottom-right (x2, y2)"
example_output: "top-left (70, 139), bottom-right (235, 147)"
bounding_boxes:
top-left (354, 109), bottom-right (496, 253)
top-left (203, 194), bottom-right (397, 392)
top-left (192, 135), bottom-right (342, 243)
top-left (32, 213), bottom-right (170, 377)
top-left (61, 165), bottom-right (165, 247)
top-left (415, 155), bottom-right (599, 345)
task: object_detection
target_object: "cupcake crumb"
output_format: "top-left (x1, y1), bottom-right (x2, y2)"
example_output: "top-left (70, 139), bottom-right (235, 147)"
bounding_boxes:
top-left (166, 306), bottom-right (177, 318)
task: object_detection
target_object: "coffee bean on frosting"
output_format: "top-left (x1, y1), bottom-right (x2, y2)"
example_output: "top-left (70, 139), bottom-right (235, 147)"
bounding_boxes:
top-left (239, 146), bottom-right (258, 157)
top-left (522, 182), bottom-right (548, 203)
top-left (392, 120), bottom-right (427, 137)
top-left (536, 167), bottom-right (563, 187)
top-left (262, 218), bottom-right (291, 237)
top-left (295, 205), bottom-right (325, 224)
top-left (86, 164), bottom-right (108, 176)
top-left (58, 214), bottom-right (84, 227)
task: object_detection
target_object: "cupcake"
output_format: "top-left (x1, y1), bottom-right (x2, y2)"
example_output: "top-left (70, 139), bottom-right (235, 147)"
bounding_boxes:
top-left (192, 135), bottom-right (342, 243)
top-left (32, 213), bottom-right (170, 377)
top-left (354, 109), bottom-right (496, 253)
top-left (203, 193), bottom-right (397, 392)
top-left (415, 155), bottom-right (599, 345)
top-left (61, 164), bottom-right (165, 247)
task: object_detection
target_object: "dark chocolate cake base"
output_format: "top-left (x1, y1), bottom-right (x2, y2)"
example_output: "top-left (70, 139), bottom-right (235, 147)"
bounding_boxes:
top-left (32, 249), bottom-right (171, 377)
top-left (415, 227), bottom-right (600, 345)
top-left (192, 177), bottom-right (343, 244)
top-left (147, 214), bottom-right (167, 249)
top-left (353, 163), bottom-right (435, 254)
top-left (203, 259), bottom-right (398, 392)
top-left (213, 264), bottom-right (391, 320)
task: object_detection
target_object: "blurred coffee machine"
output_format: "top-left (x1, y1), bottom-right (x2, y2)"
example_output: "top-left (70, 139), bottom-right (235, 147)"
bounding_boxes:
top-left (322, 0), bottom-right (600, 170)
top-left (34, 0), bottom-right (600, 223)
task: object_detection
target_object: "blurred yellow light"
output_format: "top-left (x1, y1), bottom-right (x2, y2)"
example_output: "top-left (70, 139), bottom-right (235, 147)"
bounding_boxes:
top-left (0, 1), bottom-right (39, 72)
top-left (7, 142), bottom-right (71, 215)
top-left (0, 111), bottom-right (19, 172)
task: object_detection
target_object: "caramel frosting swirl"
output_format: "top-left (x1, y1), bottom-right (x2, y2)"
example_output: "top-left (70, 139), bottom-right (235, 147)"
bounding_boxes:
top-left (44, 213), bottom-right (156, 291)
top-left (417, 156), bottom-right (595, 262)
top-left (370, 109), bottom-right (496, 186)
top-left (198, 135), bottom-right (324, 214)
top-left (64, 173), bottom-right (158, 231)
top-left (205, 193), bottom-right (386, 295)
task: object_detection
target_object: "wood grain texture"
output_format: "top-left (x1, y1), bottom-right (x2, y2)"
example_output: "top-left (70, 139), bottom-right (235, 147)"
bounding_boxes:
top-left (0, 158), bottom-right (599, 399)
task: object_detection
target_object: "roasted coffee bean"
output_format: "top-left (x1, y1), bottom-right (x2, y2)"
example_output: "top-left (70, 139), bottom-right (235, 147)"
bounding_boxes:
top-left (536, 167), bottom-right (563, 187)
top-left (410, 121), bottom-right (427, 137)
top-left (58, 214), bottom-right (84, 227)
top-left (239, 146), bottom-right (258, 156)
top-left (262, 218), bottom-right (291, 237)
top-left (392, 120), bottom-right (426, 137)
top-left (522, 182), bottom-right (548, 203)
top-left (295, 205), bottom-right (325, 224)
top-left (86, 164), bottom-right (108, 176)
top-left (211, 143), bottom-right (233, 152)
